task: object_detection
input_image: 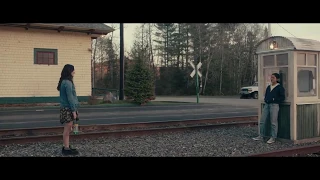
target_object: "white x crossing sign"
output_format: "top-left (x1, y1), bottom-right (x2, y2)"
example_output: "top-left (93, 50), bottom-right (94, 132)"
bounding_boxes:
top-left (189, 61), bottom-right (202, 78)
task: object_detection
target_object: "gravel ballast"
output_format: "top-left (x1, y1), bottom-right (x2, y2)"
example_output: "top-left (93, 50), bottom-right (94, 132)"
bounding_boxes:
top-left (1, 126), bottom-right (320, 157)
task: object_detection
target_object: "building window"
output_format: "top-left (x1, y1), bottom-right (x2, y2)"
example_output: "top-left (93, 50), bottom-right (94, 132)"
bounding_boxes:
top-left (262, 53), bottom-right (289, 99)
top-left (297, 53), bottom-right (317, 97)
top-left (263, 55), bottom-right (275, 67)
top-left (34, 48), bottom-right (58, 65)
top-left (276, 53), bottom-right (288, 66)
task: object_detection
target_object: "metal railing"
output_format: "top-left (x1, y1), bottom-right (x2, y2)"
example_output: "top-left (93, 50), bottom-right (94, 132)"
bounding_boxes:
top-left (92, 88), bottom-right (119, 100)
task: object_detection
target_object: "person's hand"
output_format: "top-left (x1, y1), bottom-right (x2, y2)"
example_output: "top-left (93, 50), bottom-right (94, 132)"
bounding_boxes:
top-left (72, 112), bottom-right (77, 120)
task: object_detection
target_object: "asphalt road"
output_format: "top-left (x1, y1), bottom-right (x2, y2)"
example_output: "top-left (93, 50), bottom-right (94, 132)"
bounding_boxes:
top-left (0, 103), bottom-right (258, 130)
top-left (153, 96), bottom-right (259, 107)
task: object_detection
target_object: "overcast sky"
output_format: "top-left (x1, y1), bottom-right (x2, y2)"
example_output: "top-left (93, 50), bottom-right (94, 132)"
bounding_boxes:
top-left (105, 23), bottom-right (320, 53)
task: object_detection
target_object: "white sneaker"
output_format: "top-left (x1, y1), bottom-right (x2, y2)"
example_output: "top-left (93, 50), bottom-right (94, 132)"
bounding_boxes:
top-left (252, 136), bottom-right (263, 141)
top-left (267, 138), bottom-right (275, 144)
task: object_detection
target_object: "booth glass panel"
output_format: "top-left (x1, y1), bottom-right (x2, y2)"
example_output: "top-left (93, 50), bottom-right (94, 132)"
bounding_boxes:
top-left (297, 67), bottom-right (317, 97)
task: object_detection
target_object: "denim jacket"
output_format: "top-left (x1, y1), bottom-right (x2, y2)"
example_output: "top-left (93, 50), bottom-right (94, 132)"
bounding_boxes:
top-left (59, 79), bottom-right (79, 112)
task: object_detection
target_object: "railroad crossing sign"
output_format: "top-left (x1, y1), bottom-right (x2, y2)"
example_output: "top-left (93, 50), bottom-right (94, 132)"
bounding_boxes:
top-left (189, 61), bottom-right (202, 104)
top-left (189, 61), bottom-right (202, 78)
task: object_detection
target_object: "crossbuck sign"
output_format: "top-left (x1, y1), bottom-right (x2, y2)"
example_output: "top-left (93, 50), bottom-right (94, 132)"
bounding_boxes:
top-left (189, 61), bottom-right (202, 103)
top-left (189, 61), bottom-right (202, 78)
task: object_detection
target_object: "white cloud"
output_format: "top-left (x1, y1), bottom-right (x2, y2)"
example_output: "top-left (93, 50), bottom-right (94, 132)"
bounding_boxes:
top-left (104, 23), bottom-right (141, 55)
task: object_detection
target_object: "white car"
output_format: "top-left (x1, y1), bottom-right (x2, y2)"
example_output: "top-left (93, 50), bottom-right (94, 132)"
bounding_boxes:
top-left (240, 82), bottom-right (259, 99)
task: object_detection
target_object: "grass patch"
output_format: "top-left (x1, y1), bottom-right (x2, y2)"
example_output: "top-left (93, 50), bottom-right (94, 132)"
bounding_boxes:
top-left (91, 100), bottom-right (190, 107)
top-left (88, 95), bottom-right (191, 107)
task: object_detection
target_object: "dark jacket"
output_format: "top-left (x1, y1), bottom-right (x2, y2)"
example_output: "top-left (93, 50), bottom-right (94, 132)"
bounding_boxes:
top-left (264, 84), bottom-right (285, 104)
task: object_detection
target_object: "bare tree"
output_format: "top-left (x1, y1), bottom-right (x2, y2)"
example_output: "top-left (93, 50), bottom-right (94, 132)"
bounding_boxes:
top-left (129, 23), bottom-right (266, 96)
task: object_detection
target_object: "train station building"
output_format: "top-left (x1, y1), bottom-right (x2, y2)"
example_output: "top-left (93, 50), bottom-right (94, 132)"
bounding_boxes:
top-left (0, 23), bottom-right (114, 104)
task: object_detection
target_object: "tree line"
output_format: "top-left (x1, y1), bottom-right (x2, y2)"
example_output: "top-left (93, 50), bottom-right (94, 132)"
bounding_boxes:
top-left (92, 23), bottom-right (268, 97)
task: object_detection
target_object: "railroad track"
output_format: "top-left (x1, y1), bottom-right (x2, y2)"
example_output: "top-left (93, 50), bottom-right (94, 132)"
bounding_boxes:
top-left (244, 144), bottom-right (320, 157)
top-left (0, 115), bottom-right (257, 145)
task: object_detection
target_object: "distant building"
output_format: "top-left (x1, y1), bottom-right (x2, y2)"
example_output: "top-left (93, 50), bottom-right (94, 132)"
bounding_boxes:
top-left (0, 23), bottom-right (114, 104)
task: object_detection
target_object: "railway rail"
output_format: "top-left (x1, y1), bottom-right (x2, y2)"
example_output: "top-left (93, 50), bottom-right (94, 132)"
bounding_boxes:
top-left (244, 144), bottom-right (320, 157)
top-left (0, 115), bottom-right (257, 145)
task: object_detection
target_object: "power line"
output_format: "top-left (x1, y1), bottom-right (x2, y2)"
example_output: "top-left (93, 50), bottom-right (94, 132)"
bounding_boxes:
top-left (277, 23), bottom-right (297, 38)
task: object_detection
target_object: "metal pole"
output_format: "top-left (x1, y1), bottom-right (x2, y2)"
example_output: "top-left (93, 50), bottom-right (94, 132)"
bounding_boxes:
top-left (196, 64), bottom-right (199, 103)
top-left (268, 23), bottom-right (272, 37)
top-left (166, 24), bottom-right (169, 66)
top-left (194, 56), bottom-right (199, 104)
top-left (119, 23), bottom-right (124, 100)
top-left (91, 39), bottom-right (94, 89)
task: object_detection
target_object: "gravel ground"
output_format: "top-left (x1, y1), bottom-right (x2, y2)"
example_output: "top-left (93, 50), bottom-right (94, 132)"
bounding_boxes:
top-left (1, 126), bottom-right (320, 157)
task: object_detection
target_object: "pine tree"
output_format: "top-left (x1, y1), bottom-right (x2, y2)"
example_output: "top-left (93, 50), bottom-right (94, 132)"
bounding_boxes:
top-left (125, 52), bottom-right (154, 105)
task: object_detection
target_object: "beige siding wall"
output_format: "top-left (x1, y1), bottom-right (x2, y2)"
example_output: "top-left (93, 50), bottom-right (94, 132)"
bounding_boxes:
top-left (0, 27), bottom-right (92, 97)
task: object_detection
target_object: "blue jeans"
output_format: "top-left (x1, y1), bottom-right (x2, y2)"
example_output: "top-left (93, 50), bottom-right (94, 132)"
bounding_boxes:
top-left (259, 103), bottom-right (279, 138)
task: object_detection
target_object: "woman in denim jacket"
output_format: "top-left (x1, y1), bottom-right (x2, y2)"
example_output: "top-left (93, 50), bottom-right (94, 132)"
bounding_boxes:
top-left (57, 64), bottom-right (79, 155)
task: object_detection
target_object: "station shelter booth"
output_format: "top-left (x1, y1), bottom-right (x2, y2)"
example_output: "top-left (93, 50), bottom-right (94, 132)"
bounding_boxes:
top-left (255, 36), bottom-right (320, 143)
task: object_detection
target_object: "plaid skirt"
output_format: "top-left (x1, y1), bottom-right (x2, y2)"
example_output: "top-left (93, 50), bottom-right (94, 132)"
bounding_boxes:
top-left (60, 108), bottom-right (75, 124)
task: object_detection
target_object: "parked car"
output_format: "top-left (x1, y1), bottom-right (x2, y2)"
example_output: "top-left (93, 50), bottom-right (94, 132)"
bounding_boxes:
top-left (239, 82), bottom-right (258, 99)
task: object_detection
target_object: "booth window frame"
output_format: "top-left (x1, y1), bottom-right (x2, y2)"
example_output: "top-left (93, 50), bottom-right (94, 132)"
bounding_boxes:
top-left (261, 52), bottom-right (289, 99)
top-left (296, 52), bottom-right (318, 98)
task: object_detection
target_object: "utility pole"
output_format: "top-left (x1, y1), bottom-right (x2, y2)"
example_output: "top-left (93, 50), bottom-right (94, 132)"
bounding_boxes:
top-left (195, 59), bottom-right (199, 104)
top-left (268, 23), bottom-right (272, 37)
top-left (166, 24), bottom-right (169, 64)
top-left (119, 23), bottom-right (124, 100)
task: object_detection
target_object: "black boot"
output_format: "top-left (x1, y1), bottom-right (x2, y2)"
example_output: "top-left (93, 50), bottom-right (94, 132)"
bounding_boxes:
top-left (62, 146), bottom-right (79, 156)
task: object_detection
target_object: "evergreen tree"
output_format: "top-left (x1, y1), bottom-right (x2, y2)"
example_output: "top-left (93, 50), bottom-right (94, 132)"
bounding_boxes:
top-left (125, 51), bottom-right (154, 105)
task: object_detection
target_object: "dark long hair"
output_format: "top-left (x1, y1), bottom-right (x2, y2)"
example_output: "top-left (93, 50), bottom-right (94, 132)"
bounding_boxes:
top-left (272, 73), bottom-right (280, 83)
top-left (57, 64), bottom-right (75, 91)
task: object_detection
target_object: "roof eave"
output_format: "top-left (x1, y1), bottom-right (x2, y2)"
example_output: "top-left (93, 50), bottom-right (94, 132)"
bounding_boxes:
top-left (255, 48), bottom-right (295, 55)
top-left (293, 48), bottom-right (320, 52)
top-left (0, 23), bottom-right (114, 36)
